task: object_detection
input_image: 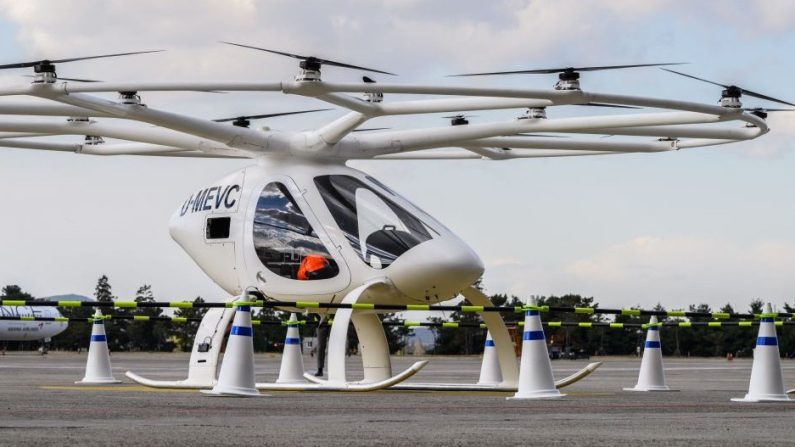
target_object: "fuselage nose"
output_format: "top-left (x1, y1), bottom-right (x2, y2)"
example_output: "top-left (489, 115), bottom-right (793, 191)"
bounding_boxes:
top-left (386, 236), bottom-right (484, 303)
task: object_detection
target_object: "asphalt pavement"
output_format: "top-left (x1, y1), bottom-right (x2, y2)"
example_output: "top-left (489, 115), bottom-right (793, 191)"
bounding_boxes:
top-left (1, 352), bottom-right (794, 446)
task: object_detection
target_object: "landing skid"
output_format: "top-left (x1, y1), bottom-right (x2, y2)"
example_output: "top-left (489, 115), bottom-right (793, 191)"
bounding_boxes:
top-left (125, 307), bottom-right (234, 389)
top-left (254, 360), bottom-right (428, 391)
top-left (389, 361), bottom-right (602, 391)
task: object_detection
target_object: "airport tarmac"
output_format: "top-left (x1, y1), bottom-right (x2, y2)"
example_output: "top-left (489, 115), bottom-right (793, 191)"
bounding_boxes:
top-left (1, 352), bottom-right (794, 446)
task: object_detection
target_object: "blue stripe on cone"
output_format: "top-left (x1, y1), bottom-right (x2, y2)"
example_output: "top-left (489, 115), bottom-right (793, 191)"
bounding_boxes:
top-left (90, 335), bottom-right (107, 342)
top-left (645, 341), bottom-right (661, 349)
top-left (523, 330), bottom-right (544, 341)
top-left (284, 337), bottom-right (300, 345)
top-left (757, 336), bottom-right (778, 346)
top-left (484, 339), bottom-right (495, 347)
top-left (231, 326), bottom-right (252, 337)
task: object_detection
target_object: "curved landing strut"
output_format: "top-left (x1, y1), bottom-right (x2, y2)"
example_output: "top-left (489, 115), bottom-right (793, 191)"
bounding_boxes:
top-left (257, 281), bottom-right (428, 392)
top-left (390, 286), bottom-right (602, 392)
top-left (125, 307), bottom-right (234, 389)
top-left (255, 361), bottom-right (428, 391)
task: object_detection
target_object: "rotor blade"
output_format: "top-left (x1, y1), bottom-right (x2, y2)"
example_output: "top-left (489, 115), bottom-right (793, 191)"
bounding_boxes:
top-left (24, 75), bottom-right (101, 83)
top-left (0, 50), bottom-right (164, 70)
top-left (744, 108), bottom-right (795, 112)
top-left (57, 76), bottom-right (102, 83)
top-left (213, 108), bottom-right (332, 122)
top-left (220, 41), bottom-right (396, 75)
top-left (449, 62), bottom-right (686, 77)
top-left (441, 115), bottom-right (477, 119)
top-left (316, 59), bottom-right (396, 76)
top-left (659, 68), bottom-right (729, 88)
top-left (737, 88), bottom-right (795, 107)
top-left (662, 69), bottom-right (795, 107)
top-left (576, 62), bottom-right (687, 72)
top-left (220, 41), bottom-right (305, 60)
top-left (50, 50), bottom-right (164, 64)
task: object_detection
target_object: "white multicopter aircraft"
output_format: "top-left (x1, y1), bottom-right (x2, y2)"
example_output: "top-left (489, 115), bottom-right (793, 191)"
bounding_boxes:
top-left (0, 306), bottom-right (67, 341)
top-left (0, 44), bottom-right (788, 390)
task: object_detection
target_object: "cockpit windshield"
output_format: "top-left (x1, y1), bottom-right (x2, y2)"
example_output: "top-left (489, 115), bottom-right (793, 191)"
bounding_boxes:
top-left (314, 175), bottom-right (437, 269)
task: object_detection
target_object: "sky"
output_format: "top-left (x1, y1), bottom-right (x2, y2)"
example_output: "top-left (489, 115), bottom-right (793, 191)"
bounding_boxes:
top-left (0, 0), bottom-right (794, 312)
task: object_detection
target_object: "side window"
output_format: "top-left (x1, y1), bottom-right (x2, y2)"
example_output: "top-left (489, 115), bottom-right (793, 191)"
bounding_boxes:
top-left (253, 182), bottom-right (339, 280)
top-left (206, 216), bottom-right (231, 239)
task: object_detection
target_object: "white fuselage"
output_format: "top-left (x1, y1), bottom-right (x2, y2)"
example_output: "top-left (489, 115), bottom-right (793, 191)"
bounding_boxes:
top-left (0, 306), bottom-right (67, 341)
top-left (169, 159), bottom-right (483, 305)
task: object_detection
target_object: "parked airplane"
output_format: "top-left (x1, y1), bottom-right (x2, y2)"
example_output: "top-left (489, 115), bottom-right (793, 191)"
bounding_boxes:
top-left (0, 306), bottom-right (68, 341)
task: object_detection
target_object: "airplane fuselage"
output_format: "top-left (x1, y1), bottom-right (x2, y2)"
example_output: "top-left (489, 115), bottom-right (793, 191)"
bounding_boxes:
top-left (0, 306), bottom-right (67, 341)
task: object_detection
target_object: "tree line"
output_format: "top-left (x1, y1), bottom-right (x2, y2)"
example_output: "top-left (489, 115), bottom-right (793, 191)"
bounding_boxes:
top-left (430, 284), bottom-right (795, 358)
top-left (1, 277), bottom-right (409, 354)
top-left (3, 277), bottom-right (794, 358)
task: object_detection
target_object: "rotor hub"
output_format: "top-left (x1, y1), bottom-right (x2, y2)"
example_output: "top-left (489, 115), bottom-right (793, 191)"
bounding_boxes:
top-left (296, 68), bottom-right (322, 82)
top-left (450, 116), bottom-right (469, 126)
top-left (555, 70), bottom-right (581, 90)
top-left (519, 107), bottom-right (547, 119)
top-left (32, 61), bottom-right (57, 83)
top-left (364, 90), bottom-right (384, 103)
top-left (33, 61), bottom-right (56, 74)
top-left (295, 57), bottom-right (323, 82)
top-left (720, 86), bottom-right (743, 108)
top-left (232, 117), bottom-right (251, 128)
top-left (84, 135), bottom-right (104, 145)
top-left (299, 57), bottom-right (322, 72)
top-left (118, 91), bottom-right (144, 106)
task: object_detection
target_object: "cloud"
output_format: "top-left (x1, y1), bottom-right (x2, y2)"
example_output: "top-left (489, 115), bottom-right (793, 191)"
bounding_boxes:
top-left (0, 1), bottom-right (792, 308)
top-left (729, 114), bottom-right (795, 159)
top-left (478, 234), bottom-right (795, 310)
top-left (564, 236), bottom-right (795, 308)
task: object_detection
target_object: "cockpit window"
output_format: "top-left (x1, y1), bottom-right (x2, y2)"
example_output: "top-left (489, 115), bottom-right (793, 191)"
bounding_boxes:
top-left (314, 175), bottom-right (435, 269)
top-left (253, 182), bottom-right (339, 280)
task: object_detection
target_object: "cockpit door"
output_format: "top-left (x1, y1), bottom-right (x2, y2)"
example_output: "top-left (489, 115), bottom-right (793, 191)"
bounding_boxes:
top-left (242, 174), bottom-right (351, 297)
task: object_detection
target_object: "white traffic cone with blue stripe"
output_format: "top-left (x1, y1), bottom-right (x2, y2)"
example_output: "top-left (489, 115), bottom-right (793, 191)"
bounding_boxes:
top-left (76, 310), bottom-right (121, 384)
top-left (276, 313), bottom-right (307, 384)
top-left (477, 330), bottom-right (502, 386)
top-left (203, 304), bottom-right (261, 397)
top-left (732, 304), bottom-right (791, 402)
top-left (624, 316), bottom-right (672, 391)
top-left (508, 300), bottom-right (563, 400)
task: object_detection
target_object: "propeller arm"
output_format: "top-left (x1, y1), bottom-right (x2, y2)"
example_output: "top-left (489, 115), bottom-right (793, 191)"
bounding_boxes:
top-left (0, 119), bottom-right (216, 150)
top-left (35, 91), bottom-right (276, 154)
top-left (315, 110), bottom-right (372, 145)
top-left (338, 111), bottom-right (741, 158)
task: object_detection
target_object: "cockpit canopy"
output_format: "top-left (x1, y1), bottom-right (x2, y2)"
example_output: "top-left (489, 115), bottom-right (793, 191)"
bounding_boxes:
top-left (314, 175), bottom-right (438, 269)
top-left (252, 174), bottom-right (441, 281)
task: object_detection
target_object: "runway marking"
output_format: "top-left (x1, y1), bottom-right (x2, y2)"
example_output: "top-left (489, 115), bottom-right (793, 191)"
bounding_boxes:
top-left (40, 385), bottom-right (196, 393)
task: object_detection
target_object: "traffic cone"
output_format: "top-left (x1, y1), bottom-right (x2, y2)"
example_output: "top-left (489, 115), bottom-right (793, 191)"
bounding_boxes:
top-left (276, 313), bottom-right (307, 384)
top-left (624, 316), bottom-right (672, 391)
top-left (477, 330), bottom-right (502, 386)
top-left (202, 305), bottom-right (261, 397)
top-left (732, 304), bottom-right (791, 402)
top-left (76, 310), bottom-right (121, 384)
top-left (508, 301), bottom-right (563, 400)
